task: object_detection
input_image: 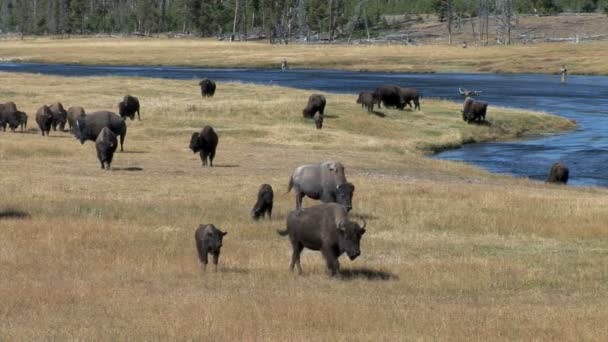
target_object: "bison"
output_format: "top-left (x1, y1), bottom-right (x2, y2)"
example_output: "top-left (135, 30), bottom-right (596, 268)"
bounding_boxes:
top-left (189, 125), bottom-right (219, 167)
top-left (118, 95), bottom-right (140, 121)
top-left (15, 111), bottom-right (28, 132)
top-left (67, 106), bottom-right (86, 131)
top-left (49, 102), bottom-right (68, 131)
top-left (462, 97), bottom-right (488, 123)
top-left (0, 102), bottom-right (20, 132)
top-left (313, 113), bottom-right (323, 129)
top-left (277, 203), bottom-right (366, 276)
top-left (302, 94), bottom-right (326, 118)
top-left (74, 111), bottom-right (127, 151)
top-left (251, 184), bottom-right (274, 220)
top-left (95, 127), bottom-right (118, 170)
top-left (356, 91), bottom-right (375, 112)
top-left (288, 161), bottom-right (355, 211)
top-left (399, 87), bottom-right (421, 110)
top-left (199, 79), bottom-right (216, 97)
top-left (36, 105), bottom-right (54, 136)
top-left (195, 224), bottom-right (227, 270)
top-left (373, 85), bottom-right (405, 110)
top-left (546, 162), bottom-right (569, 184)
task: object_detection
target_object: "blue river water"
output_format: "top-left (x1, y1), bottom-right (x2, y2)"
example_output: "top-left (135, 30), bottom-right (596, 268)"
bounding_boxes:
top-left (1, 62), bottom-right (607, 186)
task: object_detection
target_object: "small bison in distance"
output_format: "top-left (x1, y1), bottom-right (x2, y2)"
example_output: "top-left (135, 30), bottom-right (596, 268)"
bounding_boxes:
top-left (74, 111), bottom-right (127, 151)
top-left (373, 85), bottom-right (405, 110)
top-left (15, 111), bottom-right (28, 132)
top-left (190, 126), bottom-right (219, 167)
top-left (0, 102), bottom-right (22, 132)
top-left (118, 95), bottom-right (140, 121)
top-left (251, 184), bottom-right (274, 220)
top-left (95, 127), bottom-right (118, 170)
top-left (36, 105), bottom-right (54, 136)
top-left (277, 203), bottom-right (366, 276)
top-left (49, 102), bottom-right (68, 131)
top-left (546, 162), bottom-right (569, 184)
top-left (302, 94), bottom-right (326, 118)
top-left (462, 97), bottom-right (488, 123)
top-left (313, 113), bottom-right (323, 129)
top-left (199, 79), bottom-right (216, 97)
top-left (67, 106), bottom-right (86, 131)
top-left (195, 224), bottom-right (227, 271)
top-left (356, 91), bottom-right (375, 112)
top-left (399, 87), bottom-right (421, 110)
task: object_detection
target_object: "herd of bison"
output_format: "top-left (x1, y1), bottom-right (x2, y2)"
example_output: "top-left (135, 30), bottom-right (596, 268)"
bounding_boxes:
top-left (0, 78), bottom-right (569, 276)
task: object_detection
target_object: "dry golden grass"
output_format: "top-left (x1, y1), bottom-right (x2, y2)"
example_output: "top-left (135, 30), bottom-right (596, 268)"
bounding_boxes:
top-left (1, 72), bottom-right (607, 340)
top-left (1, 37), bottom-right (608, 74)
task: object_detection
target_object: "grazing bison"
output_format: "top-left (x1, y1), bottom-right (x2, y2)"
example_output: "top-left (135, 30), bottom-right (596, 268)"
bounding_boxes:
top-left (67, 106), bottom-right (86, 131)
top-left (251, 184), bottom-right (274, 220)
top-left (302, 94), bottom-right (326, 118)
top-left (288, 161), bottom-right (355, 211)
top-left (399, 87), bottom-right (421, 110)
top-left (462, 97), bottom-right (488, 123)
top-left (194, 224), bottom-right (227, 270)
top-left (49, 102), bottom-right (68, 131)
top-left (189, 126), bottom-right (219, 167)
top-left (95, 127), bottom-right (118, 170)
top-left (118, 95), bottom-right (140, 121)
top-left (277, 203), bottom-right (366, 276)
top-left (546, 162), bottom-right (569, 184)
top-left (313, 113), bottom-right (323, 129)
top-left (74, 111), bottom-right (127, 151)
top-left (0, 102), bottom-right (20, 132)
top-left (356, 91), bottom-right (375, 112)
top-left (15, 111), bottom-right (28, 132)
top-left (373, 85), bottom-right (405, 110)
top-left (199, 79), bottom-right (216, 97)
top-left (36, 105), bottom-right (54, 136)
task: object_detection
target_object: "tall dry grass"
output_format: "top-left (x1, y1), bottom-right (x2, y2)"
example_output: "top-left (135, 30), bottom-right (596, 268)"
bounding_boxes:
top-left (1, 72), bottom-right (607, 340)
top-left (1, 37), bottom-right (608, 74)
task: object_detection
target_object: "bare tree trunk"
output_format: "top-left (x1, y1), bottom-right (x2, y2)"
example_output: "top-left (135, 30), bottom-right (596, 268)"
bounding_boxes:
top-left (232, 0), bottom-right (240, 41)
top-left (447, 0), bottom-right (452, 44)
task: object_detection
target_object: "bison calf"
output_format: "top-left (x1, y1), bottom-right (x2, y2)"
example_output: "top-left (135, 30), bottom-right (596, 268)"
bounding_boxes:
top-left (546, 162), bottom-right (569, 184)
top-left (251, 184), bottom-right (274, 220)
top-left (302, 94), bottom-right (326, 118)
top-left (400, 87), bottom-right (421, 110)
top-left (195, 224), bottom-right (227, 270)
top-left (199, 78), bottom-right (216, 97)
top-left (118, 95), bottom-right (140, 121)
top-left (36, 105), bottom-right (54, 136)
top-left (278, 203), bottom-right (366, 276)
top-left (313, 113), bottom-right (323, 129)
top-left (95, 127), bottom-right (118, 170)
top-left (356, 91), bottom-right (375, 112)
top-left (190, 125), bottom-right (219, 167)
top-left (462, 97), bottom-right (488, 123)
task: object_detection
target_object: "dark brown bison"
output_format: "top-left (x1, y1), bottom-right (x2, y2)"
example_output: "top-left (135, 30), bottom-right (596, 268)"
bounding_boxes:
top-left (356, 91), bottom-right (375, 112)
top-left (313, 113), bottom-right (323, 129)
top-left (0, 102), bottom-right (20, 132)
top-left (251, 184), bottom-right (274, 220)
top-left (373, 85), bottom-right (405, 110)
top-left (74, 111), bottom-right (127, 151)
top-left (95, 127), bottom-right (118, 170)
top-left (399, 87), bottom-right (421, 110)
top-left (546, 162), bottom-right (569, 184)
top-left (36, 105), bottom-right (54, 136)
top-left (49, 102), bottom-right (68, 131)
top-left (118, 95), bottom-right (140, 121)
top-left (288, 161), bottom-right (355, 211)
top-left (15, 111), bottom-right (27, 132)
top-left (189, 126), bottom-right (219, 167)
top-left (277, 203), bottom-right (366, 276)
top-left (199, 79), bottom-right (216, 97)
top-left (67, 106), bottom-right (86, 131)
top-left (195, 224), bottom-right (227, 270)
top-left (462, 97), bottom-right (488, 123)
top-left (302, 94), bottom-right (326, 118)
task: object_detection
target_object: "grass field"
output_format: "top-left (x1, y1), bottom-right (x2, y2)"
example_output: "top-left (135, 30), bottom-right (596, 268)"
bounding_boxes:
top-left (1, 37), bottom-right (608, 74)
top-left (2, 72), bottom-right (608, 340)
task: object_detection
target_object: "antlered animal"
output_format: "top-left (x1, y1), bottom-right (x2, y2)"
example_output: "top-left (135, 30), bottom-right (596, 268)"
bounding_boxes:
top-left (74, 111), bottom-right (127, 151)
top-left (194, 224), bottom-right (227, 270)
top-left (95, 127), bottom-right (118, 170)
top-left (118, 95), bottom-right (140, 121)
top-left (277, 203), bottom-right (366, 276)
top-left (546, 162), bottom-right (569, 184)
top-left (67, 106), bottom-right (85, 131)
top-left (399, 87), bottom-right (421, 110)
top-left (36, 105), bottom-right (54, 136)
top-left (288, 161), bottom-right (355, 211)
top-left (189, 125), bottom-right (219, 167)
top-left (462, 97), bottom-right (488, 123)
top-left (199, 79), bottom-right (216, 97)
top-left (49, 102), bottom-right (68, 131)
top-left (251, 184), bottom-right (274, 220)
top-left (373, 85), bottom-right (405, 110)
top-left (356, 91), bottom-right (375, 112)
top-left (302, 94), bottom-right (326, 118)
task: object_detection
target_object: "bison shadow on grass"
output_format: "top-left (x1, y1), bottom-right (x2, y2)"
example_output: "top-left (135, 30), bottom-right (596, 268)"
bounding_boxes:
top-left (338, 267), bottom-right (398, 281)
top-left (0, 208), bottom-right (30, 220)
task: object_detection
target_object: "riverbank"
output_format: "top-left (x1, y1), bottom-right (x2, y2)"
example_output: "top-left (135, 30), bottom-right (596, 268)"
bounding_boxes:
top-left (3, 73), bottom-right (608, 340)
top-left (1, 37), bottom-right (608, 74)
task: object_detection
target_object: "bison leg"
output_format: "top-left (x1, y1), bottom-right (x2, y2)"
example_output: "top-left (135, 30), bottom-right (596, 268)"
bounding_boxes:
top-left (212, 251), bottom-right (220, 271)
top-left (209, 150), bottom-right (215, 167)
top-left (119, 134), bottom-right (125, 152)
top-left (267, 204), bottom-right (273, 219)
top-left (322, 248), bottom-right (340, 276)
top-left (290, 242), bottom-right (303, 274)
top-left (200, 151), bottom-right (208, 166)
top-left (196, 240), bottom-right (209, 270)
top-left (414, 99), bottom-right (420, 110)
top-left (295, 191), bottom-right (304, 210)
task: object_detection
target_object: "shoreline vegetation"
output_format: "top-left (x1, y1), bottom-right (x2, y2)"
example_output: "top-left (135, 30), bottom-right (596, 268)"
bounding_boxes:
top-left (1, 37), bottom-right (608, 75)
top-left (4, 74), bottom-right (608, 340)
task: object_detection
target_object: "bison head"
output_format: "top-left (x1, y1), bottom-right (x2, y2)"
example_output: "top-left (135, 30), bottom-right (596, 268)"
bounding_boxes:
top-left (201, 224), bottom-right (227, 252)
top-left (336, 182), bottom-right (355, 212)
top-left (337, 218), bottom-right (366, 260)
top-left (73, 119), bottom-right (87, 144)
top-left (189, 132), bottom-right (201, 153)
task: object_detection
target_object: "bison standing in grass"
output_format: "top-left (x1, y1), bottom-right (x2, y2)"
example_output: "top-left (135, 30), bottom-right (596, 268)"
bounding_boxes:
top-left (462, 97), bottom-right (488, 123)
top-left (373, 85), bottom-right (405, 110)
top-left (195, 224), bottom-right (227, 271)
top-left (288, 161), bottom-right (355, 211)
top-left (0, 102), bottom-right (21, 132)
top-left (356, 91), bottom-right (375, 112)
top-left (189, 126), bottom-right (219, 167)
top-left (302, 94), bottom-right (326, 118)
top-left (546, 162), bottom-right (569, 184)
top-left (74, 111), bottom-right (127, 151)
top-left (49, 102), bottom-right (68, 131)
top-left (251, 184), bottom-right (274, 220)
top-left (95, 127), bottom-right (118, 170)
top-left (399, 87), bottom-right (421, 110)
top-left (36, 105), bottom-right (54, 136)
top-left (199, 79), bottom-right (216, 97)
top-left (277, 203), bottom-right (366, 276)
top-left (118, 95), bottom-right (140, 121)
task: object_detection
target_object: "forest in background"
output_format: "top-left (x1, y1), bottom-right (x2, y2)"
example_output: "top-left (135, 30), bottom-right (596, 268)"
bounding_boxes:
top-left (0, 0), bottom-right (607, 42)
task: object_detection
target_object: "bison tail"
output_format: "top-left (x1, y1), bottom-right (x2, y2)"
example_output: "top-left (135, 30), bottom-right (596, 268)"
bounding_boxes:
top-left (277, 228), bottom-right (289, 236)
top-left (287, 176), bottom-right (294, 193)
